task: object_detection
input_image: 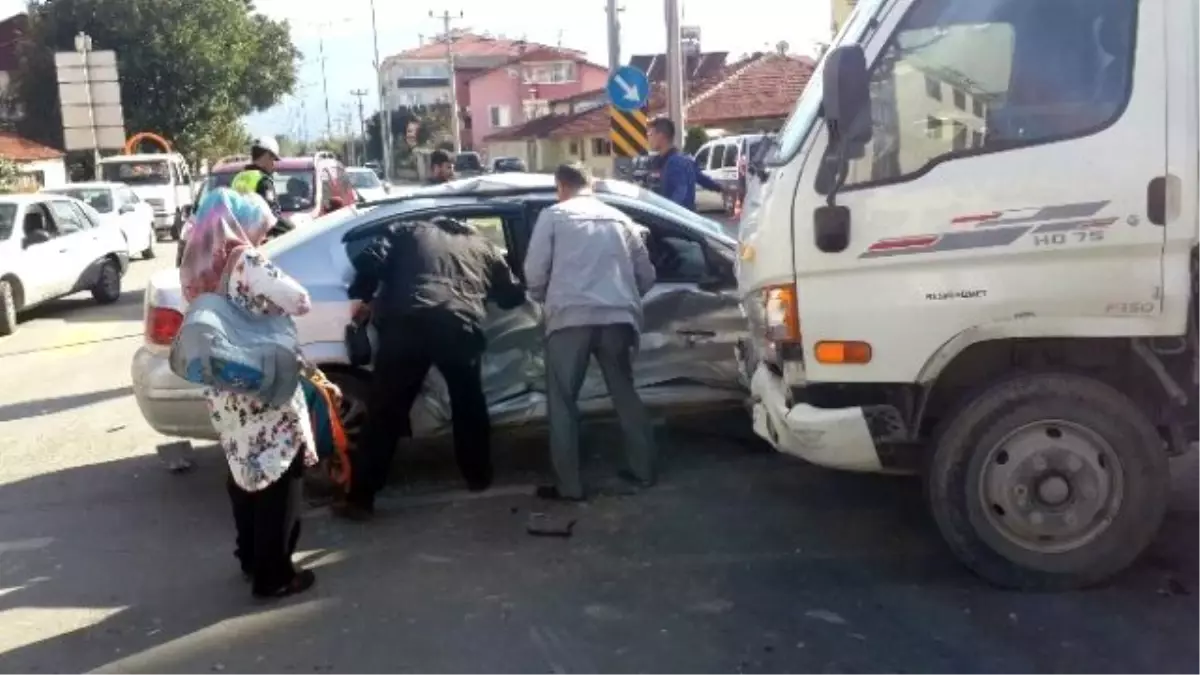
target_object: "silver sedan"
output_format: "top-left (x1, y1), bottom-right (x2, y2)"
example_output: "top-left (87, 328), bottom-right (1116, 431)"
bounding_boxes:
top-left (131, 174), bottom-right (746, 445)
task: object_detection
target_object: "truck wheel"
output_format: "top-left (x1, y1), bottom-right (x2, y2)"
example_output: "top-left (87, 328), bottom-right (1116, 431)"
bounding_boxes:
top-left (926, 371), bottom-right (1169, 590)
top-left (0, 279), bottom-right (17, 337)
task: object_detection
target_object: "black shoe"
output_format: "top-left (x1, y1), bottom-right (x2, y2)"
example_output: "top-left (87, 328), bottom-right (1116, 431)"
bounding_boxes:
top-left (617, 470), bottom-right (656, 489)
top-left (331, 498), bottom-right (375, 522)
top-left (253, 569), bottom-right (316, 600)
top-left (535, 484), bottom-right (585, 502)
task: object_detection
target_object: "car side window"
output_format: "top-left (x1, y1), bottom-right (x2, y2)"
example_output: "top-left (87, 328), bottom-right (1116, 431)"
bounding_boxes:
top-left (47, 200), bottom-right (86, 234)
top-left (70, 202), bottom-right (99, 229)
top-left (841, 0), bottom-right (1136, 189)
top-left (694, 146), bottom-right (711, 169)
top-left (721, 144), bottom-right (739, 168)
top-left (24, 203), bottom-right (55, 238)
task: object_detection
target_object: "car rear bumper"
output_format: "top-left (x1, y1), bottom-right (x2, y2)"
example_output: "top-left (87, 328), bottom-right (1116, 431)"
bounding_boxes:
top-left (131, 345), bottom-right (217, 440)
top-left (737, 342), bottom-right (883, 473)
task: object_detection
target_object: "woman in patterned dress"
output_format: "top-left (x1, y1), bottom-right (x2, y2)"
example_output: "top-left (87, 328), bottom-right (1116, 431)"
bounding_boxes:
top-left (179, 187), bottom-right (319, 599)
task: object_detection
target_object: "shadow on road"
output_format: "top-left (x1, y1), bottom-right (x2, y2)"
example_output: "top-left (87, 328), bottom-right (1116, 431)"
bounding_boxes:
top-left (0, 412), bottom-right (1195, 673)
top-left (0, 385), bottom-right (134, 423)
top-left (19, 289), bottom-right (146, 326)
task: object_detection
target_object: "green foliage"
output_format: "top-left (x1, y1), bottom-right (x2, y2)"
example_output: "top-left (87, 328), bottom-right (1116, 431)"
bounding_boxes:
top-left (0, 156), bottom-right (25, 193)
top-left (363, 104), bottom-right (452, 162)
top-left (684, 127), bottom-right (709, 155)
top-left (11, 0), bottom-right (298, 159)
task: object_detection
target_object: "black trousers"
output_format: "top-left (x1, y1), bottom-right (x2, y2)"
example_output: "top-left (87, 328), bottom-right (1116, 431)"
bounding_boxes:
top-left (226, 449), bottom-right (304, 594)
top-left (349, 314), bottom-right (492, 506)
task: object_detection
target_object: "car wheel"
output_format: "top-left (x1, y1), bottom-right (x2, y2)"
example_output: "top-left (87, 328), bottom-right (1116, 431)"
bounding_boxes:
top-left (142, 228), bottom-right (157, 259)
top-left (926, 371), bottom-right (1169, 591)
top-left (0, 279), bottom-right (17, 337)
top-left (91, 259), bottom-right (122, 304)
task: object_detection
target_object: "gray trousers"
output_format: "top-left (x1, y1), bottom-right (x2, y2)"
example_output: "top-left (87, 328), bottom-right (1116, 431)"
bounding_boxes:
top-left (544, 323), bottom-right (657, 499)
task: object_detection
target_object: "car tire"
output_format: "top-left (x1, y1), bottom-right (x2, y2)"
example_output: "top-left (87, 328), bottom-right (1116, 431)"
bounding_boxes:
top-left (0, 279), bottom-right (17, 337)
top-left (142, 228), bottom-right (157, 259)
top-left (925, 370), bottom-right (1169, 591)
top-left (91, 259), bottom-right (122, 305)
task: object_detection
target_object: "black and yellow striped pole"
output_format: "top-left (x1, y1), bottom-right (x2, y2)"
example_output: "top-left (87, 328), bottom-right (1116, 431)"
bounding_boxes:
top-left (610, 105), bottom-right (649, 158)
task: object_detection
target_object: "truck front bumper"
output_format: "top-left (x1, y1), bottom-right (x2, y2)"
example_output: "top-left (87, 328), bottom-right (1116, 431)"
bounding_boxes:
top-left (739, 342), bottom-right (883, 473)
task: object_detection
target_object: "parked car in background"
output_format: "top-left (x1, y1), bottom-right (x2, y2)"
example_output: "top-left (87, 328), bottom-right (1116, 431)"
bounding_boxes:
top-left (42, 182), bottom-right (156, 260)
top-left (363, 160), bottom-right (383, 178)
top-left (133, 173), bottom-right (743, 445)
top-left (631, 153), bottom-right (654, 188)
top-left (453, 151), bottom-right (485, 177)
top-left (194, 154), bottom-right (358, 229)
top-left (345, 167), bottom-right (391, 201)
top-left (97, 153), bottom-right (195, 241)
top-left (0, 193), bottom-right (130, 336)
top-left (491, 156), bottom-right (527, 173)
top-left (692, 134), bottom-right (772, 213)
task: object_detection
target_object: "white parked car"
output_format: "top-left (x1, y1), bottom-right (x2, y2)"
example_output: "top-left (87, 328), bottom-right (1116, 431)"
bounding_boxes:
top-left (345, 166), bottom-right (390, 202)
top-left (0, 193), bottom-right (130, 336)
top-left (43, 182), bottom-right (157, 260)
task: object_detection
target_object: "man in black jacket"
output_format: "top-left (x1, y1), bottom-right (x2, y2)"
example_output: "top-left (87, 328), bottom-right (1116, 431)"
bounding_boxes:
top-left (336, 216), bottom-right (525, 519)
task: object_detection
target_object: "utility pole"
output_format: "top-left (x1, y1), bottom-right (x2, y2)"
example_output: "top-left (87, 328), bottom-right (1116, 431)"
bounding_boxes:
top-left (430, 9), bottom-right (464, 153)
top-left (351, 88), bottom-right (369, 167)
top-left (606, 0), bottom-right (623, 178)
top-left (317, 32), bottom-right (333, 140)
top-left (73, 32), bottom-right (101, 173)
top-left (664, 0), bottom-right (685, 149)
top-left (368, 0), bottom-right (392, 181)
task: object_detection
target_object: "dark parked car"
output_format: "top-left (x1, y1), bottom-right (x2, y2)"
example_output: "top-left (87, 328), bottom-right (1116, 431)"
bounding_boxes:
top-left (453, 152), bottom-right (485, 177)
top-left (491, 156), bottom-right (527, 173)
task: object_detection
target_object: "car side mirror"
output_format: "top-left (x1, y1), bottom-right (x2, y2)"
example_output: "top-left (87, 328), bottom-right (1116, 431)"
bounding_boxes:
top-left (23, 227), bottom-right (51, 247)
top-left (822, 44), bottom-right (873, 163)
top-left (119, 203), bottom-right (135, 214)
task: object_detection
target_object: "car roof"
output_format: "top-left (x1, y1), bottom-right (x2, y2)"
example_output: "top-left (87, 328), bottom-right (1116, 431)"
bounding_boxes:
top-left (211, 157), bottom-right (322, 174)
top-left (44, 181), bottom-right (123, 190)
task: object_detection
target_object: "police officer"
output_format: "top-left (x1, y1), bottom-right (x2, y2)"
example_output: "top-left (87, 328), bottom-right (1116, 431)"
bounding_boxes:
top-left (232, 137), bottom-right (285, 218)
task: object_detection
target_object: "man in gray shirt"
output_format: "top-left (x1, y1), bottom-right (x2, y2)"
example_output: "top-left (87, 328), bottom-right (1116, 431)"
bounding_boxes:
top-left (523, 162), bottom-right (658, 501)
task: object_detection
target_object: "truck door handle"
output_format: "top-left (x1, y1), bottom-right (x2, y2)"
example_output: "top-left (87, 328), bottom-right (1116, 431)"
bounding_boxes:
top-left (1147, 176), bottom-right (1167, 226)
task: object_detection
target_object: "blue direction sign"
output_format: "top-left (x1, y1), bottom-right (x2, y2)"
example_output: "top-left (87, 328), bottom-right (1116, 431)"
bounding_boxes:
top-left (606, 66), bottom-right (650, 112)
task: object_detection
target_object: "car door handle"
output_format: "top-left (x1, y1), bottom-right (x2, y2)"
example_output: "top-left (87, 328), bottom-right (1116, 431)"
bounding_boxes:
top-left (677, 329), bottom-right (716, 338)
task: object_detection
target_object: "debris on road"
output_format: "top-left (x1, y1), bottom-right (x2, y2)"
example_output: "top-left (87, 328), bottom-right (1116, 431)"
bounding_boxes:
top-left (526, 512), bottom-right (576, 538)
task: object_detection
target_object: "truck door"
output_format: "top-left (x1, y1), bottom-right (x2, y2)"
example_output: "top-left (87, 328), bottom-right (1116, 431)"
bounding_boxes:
top-left (791, 0), bottom-right (1166, 384)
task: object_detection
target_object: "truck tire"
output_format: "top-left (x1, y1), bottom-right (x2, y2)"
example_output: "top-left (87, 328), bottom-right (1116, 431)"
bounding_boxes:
top-left (926, 371), bottom-right (1169, 590)
top-left (0, 279), bottom-right (17, 337)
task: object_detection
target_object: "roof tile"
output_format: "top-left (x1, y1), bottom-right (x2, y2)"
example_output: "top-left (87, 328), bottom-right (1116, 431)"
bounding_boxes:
top-left (0, 131), bottom-right (63, 162)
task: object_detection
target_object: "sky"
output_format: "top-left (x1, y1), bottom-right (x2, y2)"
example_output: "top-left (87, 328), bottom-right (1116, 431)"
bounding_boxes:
top-left (0, 0), bottom-right (833, 142)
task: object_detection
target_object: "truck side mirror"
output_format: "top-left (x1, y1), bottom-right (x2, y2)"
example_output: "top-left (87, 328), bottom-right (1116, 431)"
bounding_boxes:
top-left (812, 44), bottom-right (872, 254)
top-left (822, 44), bottom-right (873, 160)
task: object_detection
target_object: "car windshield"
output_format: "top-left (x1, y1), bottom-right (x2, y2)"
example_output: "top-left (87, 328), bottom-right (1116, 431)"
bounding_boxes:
top-left (0, 203), bottom-right (16, 240)
top-left (495, 158), bottom-right (523, 170)
top-left (203, 169), bottom-right (316, 212)
top-left (45, 188), bottom-right (113, 213)
top-left (101, 160), bottom-right (171, 185)
top-left (347, 171), bottom-right (382, 189)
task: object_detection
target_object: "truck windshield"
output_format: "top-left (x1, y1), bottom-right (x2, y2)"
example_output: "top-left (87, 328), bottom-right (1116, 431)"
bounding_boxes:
top-left (101, 160), bottom-right (171, 186)
top-left (767, 0), bottom-right (882, 165)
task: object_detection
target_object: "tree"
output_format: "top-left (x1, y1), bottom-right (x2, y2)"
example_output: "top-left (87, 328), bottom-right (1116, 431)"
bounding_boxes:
top-left (0, 157), bottom-right (24, 193)
top-left (363, 104), bottom-right (452, 162)
top-left (684, 127), bottom-right (709, 154)
top-left (11, 0), bottom-right (298, 162)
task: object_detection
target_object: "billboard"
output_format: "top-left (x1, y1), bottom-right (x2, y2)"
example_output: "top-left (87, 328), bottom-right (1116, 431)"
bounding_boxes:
top-left (55, 49), bottom-right (127, 151)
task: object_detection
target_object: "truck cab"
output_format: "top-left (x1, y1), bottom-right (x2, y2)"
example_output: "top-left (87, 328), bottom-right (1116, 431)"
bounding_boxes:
top-left (738, 0), bottom-right (1197, 589)
top-left (98, 153), bottom-right (194, 241)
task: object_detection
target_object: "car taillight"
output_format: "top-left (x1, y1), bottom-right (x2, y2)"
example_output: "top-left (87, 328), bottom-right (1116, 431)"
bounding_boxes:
top-left (146, 306), bottom-right (184, 345)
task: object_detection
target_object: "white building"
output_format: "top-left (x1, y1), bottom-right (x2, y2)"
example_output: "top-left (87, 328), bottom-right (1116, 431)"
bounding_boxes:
top-left (0, 131), bottom-right (67, 190)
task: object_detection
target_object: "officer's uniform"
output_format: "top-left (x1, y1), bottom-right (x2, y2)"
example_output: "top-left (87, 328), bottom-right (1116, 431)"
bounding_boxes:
top-left (231, 165), bottom-right (282, 219)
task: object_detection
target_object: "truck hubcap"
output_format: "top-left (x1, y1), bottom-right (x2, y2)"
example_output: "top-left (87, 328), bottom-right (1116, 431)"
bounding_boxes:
top-left (978, 420), bottom-right (1123, 554)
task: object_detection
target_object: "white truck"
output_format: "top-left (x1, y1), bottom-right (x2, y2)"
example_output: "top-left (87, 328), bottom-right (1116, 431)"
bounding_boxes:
top-left (97, 153), bottom-right (195, 241)
top-left (737, 0), bottom-right (1197, 589)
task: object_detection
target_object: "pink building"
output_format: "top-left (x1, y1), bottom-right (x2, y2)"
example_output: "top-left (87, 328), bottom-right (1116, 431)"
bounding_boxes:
top-left (466, 47), bottom-right (608, 152)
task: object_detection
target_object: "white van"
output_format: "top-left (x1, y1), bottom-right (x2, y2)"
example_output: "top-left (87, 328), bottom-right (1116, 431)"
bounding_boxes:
top-left (97, 153), bottom-right (194, 241)
top-left (693, 134), bottom-right (773, 212)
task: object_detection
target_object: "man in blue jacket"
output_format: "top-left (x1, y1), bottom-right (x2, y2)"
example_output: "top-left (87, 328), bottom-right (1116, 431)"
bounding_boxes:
top-left (645, 117), bottom-right (724, 210)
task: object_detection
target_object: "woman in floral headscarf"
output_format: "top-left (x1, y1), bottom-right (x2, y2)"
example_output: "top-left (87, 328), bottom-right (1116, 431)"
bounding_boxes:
top-left (180, 187), bottom-right (319, 599)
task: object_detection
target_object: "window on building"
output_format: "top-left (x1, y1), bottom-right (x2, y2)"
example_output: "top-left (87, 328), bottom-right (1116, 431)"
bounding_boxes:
top-left (523, 61), bottom-right (578, 84)
top-left (924, 74), bottom-right (942, 101)
top-left (952, 89), bottom-right (967, 111)
top-left (951, 121), bottom-right (968, 150)
top-left (591, 138), bottom-right (612, 156)
top-left (569, 141), bottom-right (580, 155)
top-left (925, 115), bottom-right (943, 139)
top-left (489, 105), bottom-right (511, 128)
top-left (840, 0), bottom-right (1136, 189)
top-left (523, 99), bottom-right (551, 120)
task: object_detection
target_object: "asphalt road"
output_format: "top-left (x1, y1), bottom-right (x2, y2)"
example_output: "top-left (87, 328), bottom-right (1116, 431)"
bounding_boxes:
top-left (0, 240), bottom-right (1196, 674)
